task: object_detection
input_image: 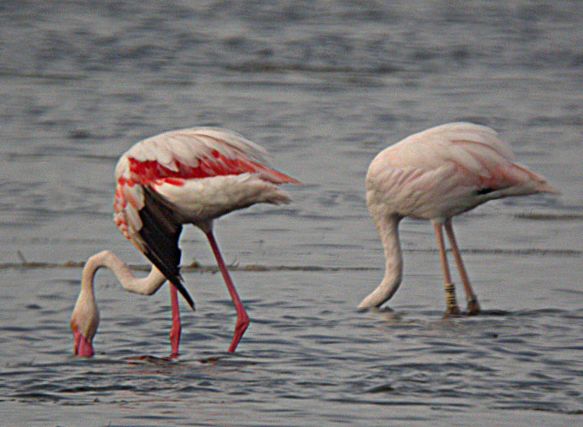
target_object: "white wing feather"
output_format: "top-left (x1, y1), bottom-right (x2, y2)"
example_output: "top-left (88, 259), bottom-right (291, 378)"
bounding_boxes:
top-left (116, 128), bottom-right (272, 179)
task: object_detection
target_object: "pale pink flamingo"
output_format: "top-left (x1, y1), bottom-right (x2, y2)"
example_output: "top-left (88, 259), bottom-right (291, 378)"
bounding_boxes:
top-left (70, 128), bottom-right (299, 357)
top-left (359, 122), bottom-right (559, 315)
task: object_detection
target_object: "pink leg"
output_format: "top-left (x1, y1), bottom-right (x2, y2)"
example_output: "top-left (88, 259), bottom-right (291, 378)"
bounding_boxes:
top-left (169, 284), bottom-right (181, 358)
top-left (433, 221), bottom-right (461, 316)
top-left (444, 220), bottom-right (481, 315)
top-left (206, 230), bottom-right (250, 353)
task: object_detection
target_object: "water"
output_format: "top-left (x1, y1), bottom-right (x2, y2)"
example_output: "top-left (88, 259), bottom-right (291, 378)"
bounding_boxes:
top-left (1, 1), bottom-right (582, 425)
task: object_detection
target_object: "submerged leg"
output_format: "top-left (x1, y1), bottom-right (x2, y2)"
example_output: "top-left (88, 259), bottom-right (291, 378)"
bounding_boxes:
top-left (169, 285), bottom-right (182, 358)
top-left (444, 220), bottom-right (481, 315)
top-left (433, 221), bottom-right (461, 316)
top-left (205, 230), bottom-right (250, 353)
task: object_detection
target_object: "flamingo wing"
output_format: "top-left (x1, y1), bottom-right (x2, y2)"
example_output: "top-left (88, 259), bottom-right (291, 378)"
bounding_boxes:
top-left (377, 122), bottom-right (556, 193)
top-left (137, 188), bottom-right (184, 295)
top-left (383, 123), bottom-right (511, 173)
top-left (114, 175), bottom-right (194, 309)
top-left (119, 127), bottom-right (300, 186)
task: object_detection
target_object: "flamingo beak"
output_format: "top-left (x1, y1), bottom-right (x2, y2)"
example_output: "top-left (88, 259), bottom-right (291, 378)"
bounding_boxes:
top-left (72, 328), bottom-right (95, 357)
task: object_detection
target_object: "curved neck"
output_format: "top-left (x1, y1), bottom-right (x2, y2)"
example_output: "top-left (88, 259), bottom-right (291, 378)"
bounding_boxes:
top-left (358, 214), bottom-right (403, 310)
top-left (72, 250), bottom-right (168, 354)
top-left (84, 250), bottom-right (167, 296)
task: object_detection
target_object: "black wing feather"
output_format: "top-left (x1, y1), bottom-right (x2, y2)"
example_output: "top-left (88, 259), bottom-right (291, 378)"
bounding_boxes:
top-left (138, 187), bottom-right (195, 310)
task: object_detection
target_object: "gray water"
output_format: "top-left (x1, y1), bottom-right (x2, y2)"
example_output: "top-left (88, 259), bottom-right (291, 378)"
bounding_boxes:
top-left (1, 1), bottom-right (583, 426)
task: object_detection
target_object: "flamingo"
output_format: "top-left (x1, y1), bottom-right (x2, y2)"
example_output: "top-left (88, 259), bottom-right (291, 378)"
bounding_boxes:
top-left (359, 122), bottom-right (559, 315)
top-left (70, 127), bottom-right (299, 357)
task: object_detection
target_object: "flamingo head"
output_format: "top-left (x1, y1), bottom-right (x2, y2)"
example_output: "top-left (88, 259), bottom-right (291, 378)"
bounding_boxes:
top-left (70, 295), bottom-right (99, 357)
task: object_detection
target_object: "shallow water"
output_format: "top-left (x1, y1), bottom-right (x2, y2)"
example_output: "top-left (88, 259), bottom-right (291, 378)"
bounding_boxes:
top-left (1, 1), bottom-right (582, 425)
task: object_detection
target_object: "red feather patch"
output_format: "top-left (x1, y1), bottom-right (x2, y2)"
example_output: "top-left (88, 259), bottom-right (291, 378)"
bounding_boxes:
top-left (127, 151), bottom-right (299, 185)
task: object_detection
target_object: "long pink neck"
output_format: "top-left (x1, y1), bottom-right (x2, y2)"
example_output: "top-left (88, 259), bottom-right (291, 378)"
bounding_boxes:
top-left (83, 250), bottom-right (167, 296)
top-left (358, 214), bottom-right (403, 310)
top-left (72, 251), bottom-right (169, 356)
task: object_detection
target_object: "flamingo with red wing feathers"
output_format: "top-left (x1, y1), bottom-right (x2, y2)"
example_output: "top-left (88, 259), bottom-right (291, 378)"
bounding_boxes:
top-left (359, 122), bottom-right (559, 315)
top-left (70, 128), bottom-right (299, 357)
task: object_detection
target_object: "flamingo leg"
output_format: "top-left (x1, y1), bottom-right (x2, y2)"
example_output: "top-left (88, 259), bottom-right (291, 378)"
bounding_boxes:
top-left (433, 221), bottom-right (461, 316)
top-left (444, 220), bottom-right (481, 315)
top-left (205, 230), bottom-right (250, 353)
top-left (169, 284), bottom-right (182, 358)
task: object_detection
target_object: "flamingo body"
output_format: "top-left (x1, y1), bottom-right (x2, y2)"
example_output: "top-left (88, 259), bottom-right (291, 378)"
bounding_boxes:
top-left (360, 122), bottom-right (558, 312)
top-left (113, 128), bottom-right (297, 307)
top-left (71, 128), bottom-right (298, 357)
top-left (366, 123), bottom-right (555, 222)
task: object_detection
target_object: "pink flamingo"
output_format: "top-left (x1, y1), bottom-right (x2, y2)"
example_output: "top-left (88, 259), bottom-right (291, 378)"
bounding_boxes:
top-left (70, 128), bottom-right (299, 357)
top-left (359, 122), bottom-right (559, 315)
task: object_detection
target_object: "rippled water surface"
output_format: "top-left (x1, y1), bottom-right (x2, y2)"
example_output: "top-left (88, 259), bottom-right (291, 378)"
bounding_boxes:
top-left (1, 1), bottom-right (582, 425)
